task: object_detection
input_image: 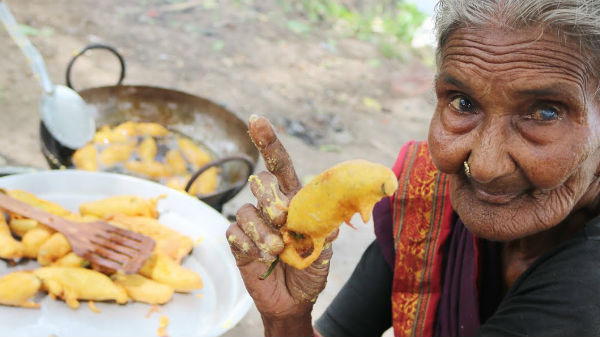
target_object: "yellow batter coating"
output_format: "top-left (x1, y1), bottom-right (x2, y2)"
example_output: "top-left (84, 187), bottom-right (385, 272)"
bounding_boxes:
top-left (279, 160), bottom-right (398, 269)
top-left (112, 273), bottom-right (174, 305)
top-left (0, 271), bottom-right (41, 308)
top-left (34, 267), bottom-right (128, 309)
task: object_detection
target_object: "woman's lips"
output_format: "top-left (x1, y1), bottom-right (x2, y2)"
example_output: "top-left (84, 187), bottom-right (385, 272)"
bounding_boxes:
top-left (472, 186), bottom-right (522, 204)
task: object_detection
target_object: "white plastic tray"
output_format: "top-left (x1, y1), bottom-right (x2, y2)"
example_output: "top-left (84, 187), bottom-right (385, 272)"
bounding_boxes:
top-left (0, 170), bottom-right (251, 337)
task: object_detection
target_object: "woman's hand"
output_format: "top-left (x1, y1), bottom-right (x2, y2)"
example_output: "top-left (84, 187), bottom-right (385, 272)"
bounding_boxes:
top-left (226, 116), bottom-right (336, 336)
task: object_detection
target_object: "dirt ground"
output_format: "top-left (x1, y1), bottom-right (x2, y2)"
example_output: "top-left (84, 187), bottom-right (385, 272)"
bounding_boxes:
top-left (0, 0), bottom-right (436, 336)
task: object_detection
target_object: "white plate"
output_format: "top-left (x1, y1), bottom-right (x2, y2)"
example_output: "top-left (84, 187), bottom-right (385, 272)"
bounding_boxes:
top-left (0, 170), bottom-right (251, 337)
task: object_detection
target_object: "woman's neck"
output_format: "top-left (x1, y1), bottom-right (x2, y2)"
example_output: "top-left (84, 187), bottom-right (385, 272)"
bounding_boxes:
top-left (501, 208), bottom-right (595, 290)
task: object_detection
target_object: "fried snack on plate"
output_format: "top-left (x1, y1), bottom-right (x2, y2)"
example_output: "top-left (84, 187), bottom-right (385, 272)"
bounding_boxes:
top-left (0, 271), bottom-right (41, 308)
top-left (108, 214), bottom-right (193, 263)
top-left (37, 233), bottom-right (71, 266)
top-left (22, 227), bottom-right (53, 258)
top-left (0, 213), bottom-right (24, 259)
top-left (139, 254), bottom-right (202, 293)
top-left (9, 218), bottom-right (40, 237)
top-left (53, 252), bottom-right (87, 268)
top-left (6, 189), bottom-right (70, 216)
top-left (72, 143), bottom-right (98, 171)
top-left (79, 195), bottom-right (161, 218)
top-left (278, 159), bottom-right (398, 269)
top-left (34, 267), bottom-right (128, 309)
top-left (112, 273), bottom-right (174, 305)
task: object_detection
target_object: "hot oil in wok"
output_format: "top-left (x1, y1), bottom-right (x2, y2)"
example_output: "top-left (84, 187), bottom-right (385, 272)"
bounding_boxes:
top-left (71, 121), bottom-right (219, 196)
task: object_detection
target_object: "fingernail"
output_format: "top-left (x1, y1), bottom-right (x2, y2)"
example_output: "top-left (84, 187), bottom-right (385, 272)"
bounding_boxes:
top-left (249, 114), bottom-right (260, 123)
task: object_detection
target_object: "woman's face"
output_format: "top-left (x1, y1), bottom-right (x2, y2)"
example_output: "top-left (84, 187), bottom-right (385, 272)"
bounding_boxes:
top-left (429, 26), bottom-right (600, 241)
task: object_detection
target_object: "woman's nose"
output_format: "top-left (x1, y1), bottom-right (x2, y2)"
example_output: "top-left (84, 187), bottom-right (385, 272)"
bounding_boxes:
top-left (468, 123), bottom-right (516, 184)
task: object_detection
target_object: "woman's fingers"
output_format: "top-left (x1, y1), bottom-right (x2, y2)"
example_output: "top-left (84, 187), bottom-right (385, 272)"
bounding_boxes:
top-left (226, 222), bottom-right (261, 266)
top-left (249, 171), bottom-right (289, 228)
top-left (236, 203), bottom-right (284, 262)
top-left (248, 115), bottom-right (301, 197)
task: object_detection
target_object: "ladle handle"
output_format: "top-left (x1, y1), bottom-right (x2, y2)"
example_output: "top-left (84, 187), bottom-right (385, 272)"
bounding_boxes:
top-left (65, 43), bottom-right (126, 91)
top-left (0, 2), bottom-right (54, 95)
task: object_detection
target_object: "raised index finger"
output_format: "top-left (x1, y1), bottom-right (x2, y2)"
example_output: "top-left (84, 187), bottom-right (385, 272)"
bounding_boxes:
top-left (248, 115), bottom-right (301, 196)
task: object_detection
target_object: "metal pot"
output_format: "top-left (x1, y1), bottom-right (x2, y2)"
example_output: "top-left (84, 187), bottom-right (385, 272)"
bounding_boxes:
top-left (40, 44), bottom-right (257, 212)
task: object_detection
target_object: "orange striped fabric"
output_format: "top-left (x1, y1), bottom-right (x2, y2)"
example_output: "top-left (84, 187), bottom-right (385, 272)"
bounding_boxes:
top-left (390, 141), bottom-right (454, 337)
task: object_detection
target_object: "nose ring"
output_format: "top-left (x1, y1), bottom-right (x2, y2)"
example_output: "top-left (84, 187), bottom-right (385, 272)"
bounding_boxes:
top-left (463, 161), bottom-right (471, 177)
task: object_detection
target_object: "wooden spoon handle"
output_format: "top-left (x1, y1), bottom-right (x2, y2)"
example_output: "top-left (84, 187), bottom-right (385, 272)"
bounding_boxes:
top-left (0, 193), bottom-right (75, 234)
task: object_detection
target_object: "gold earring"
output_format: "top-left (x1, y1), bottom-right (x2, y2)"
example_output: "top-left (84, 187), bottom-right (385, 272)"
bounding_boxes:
top-left (464, 161), bottom-right (471, 177)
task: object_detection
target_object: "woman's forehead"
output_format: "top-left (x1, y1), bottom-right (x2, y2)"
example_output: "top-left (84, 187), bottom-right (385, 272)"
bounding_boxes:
top-left (438, 26), bottom-right (591, 95)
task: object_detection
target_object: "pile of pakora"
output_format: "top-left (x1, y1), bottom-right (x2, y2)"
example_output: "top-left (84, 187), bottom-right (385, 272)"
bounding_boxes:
top-left (0, 189), bottom-right (202, 310)
top-left (72, 121), bottom-right (219, 196)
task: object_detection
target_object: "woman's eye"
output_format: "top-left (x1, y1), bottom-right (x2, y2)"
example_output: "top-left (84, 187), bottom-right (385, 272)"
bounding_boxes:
top-left (449, 96), bottom-right (475, 113)
top-left (529, 106), bottom-right (561, 121)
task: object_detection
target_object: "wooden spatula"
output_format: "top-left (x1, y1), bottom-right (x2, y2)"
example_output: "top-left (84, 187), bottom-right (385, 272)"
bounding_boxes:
top-left (0, 193), bottom-right (155, 273)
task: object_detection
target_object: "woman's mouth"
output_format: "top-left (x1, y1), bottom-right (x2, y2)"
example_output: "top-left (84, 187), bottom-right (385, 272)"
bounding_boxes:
top-left (473, 187), bottom-right (521, 204)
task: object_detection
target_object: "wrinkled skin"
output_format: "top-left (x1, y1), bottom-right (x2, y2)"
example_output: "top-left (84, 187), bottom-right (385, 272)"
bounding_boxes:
top-left (429, 26), bottom-right (600, 286)
top-left (226, 116), bottom-right (337, 336)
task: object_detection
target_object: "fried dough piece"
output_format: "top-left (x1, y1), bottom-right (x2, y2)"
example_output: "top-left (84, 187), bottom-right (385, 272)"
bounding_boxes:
top-left (112, 273), bottom-right (174, 305)
top-left (100, 144), bottom-right (134, 166)
top-left (165, 149), bottom-right (187, 175)
top-left (124, 161), bottom-right (170, 179)
top-left (188, 167), bottom-right (219, 196)
top-left (79, 195), bottom-right (161, 218)
top-left (9, 218), bottom-right (40, 237)
top-left (34, 267), bottom-right (128, 309)
top-left (53, 252), bottom-right (87, 268)
top-left (139, 254), bottom-right (202, 293)
top-left (72, 143), bottom-right (98, 171)
top-left (0, 271), bottom-right (41, 308)
top-left (135, 123), bottom-right (169, 137)
top-left (22, 227), bottom-right (53, 258)
top-left (177, 138), bottom-right (211, 169)
top-left (0, 213), bottom-right (24, 260)
top-left (37, 233), bottom-right (71, 266)
top-left (93, 125), bottom-right (129, 144)
top-left (108, 214), bottom-right (193, 263)
top-left (279, 159), bottom-right (398, 269)
top-left (139, 137), bottom-right (158, 162)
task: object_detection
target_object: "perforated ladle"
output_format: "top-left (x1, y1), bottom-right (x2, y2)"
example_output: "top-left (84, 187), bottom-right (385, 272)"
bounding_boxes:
top-left (0, 1), bottom-right (94, 150)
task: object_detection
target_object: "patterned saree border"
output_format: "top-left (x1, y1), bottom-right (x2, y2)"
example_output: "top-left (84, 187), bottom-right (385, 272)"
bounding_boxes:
top-left (391, 142), bottom-right (453, 337)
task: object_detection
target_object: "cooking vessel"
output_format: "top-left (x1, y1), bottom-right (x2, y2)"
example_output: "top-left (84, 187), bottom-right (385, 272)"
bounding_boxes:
top-left (40, 44), bottom-right (257, 212)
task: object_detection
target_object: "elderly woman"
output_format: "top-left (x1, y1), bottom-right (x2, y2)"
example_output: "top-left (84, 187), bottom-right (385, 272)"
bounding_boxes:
top-left (226, 0), bottom-right (600, 336)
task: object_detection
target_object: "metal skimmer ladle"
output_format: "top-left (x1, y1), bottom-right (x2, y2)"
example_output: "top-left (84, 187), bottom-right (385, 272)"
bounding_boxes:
top-left (0, 1), bottom-right (94, 150)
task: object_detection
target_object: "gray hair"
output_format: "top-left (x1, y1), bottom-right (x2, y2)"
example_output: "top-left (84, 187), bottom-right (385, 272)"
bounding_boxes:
top-left (434, 0), bottom-right (600, 84)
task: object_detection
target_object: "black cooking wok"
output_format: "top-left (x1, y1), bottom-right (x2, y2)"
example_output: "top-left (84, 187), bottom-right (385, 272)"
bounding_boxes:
top-left (40, 44), bottom-right (257, 212)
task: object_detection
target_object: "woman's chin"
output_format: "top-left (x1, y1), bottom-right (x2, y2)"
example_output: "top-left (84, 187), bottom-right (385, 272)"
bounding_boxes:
top-left (451, 183), bottom-right (548, 242)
